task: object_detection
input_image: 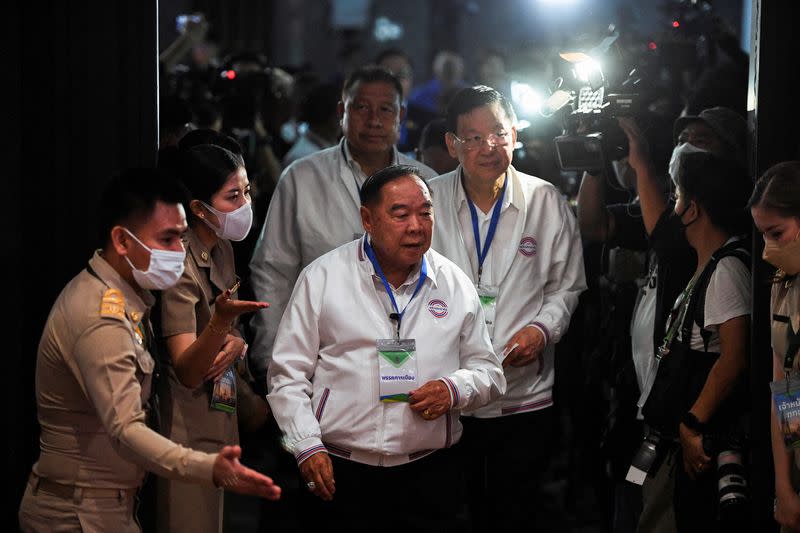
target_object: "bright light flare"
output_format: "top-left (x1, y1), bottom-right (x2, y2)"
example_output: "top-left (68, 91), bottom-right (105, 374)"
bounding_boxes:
top-left (510, 82), bottom-right (544, 116)
top-left (573, 58), bottom-right (602, 83)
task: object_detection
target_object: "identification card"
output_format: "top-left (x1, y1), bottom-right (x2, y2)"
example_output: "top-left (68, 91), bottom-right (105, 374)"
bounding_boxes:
top-left (770, 375), bottom-right (800, 449)
top-left (477, 284), bottom-right (499, 340)
top-left (210, 366), bottom-right (237, 413)
top-left (377, 338), bottom-right (419, 402)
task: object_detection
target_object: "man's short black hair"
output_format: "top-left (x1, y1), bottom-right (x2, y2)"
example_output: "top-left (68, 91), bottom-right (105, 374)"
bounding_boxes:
top-left (343, 65), bottom-right (403, 103)
top-left (360, 164), bottom-right (431, 206)
top-left (97, 168), bottom-right (189, 247)
top-left (445, 85), bottom-right (516, 133)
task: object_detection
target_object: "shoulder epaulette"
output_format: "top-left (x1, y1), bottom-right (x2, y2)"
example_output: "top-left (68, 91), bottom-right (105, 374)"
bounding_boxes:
top-left (99, 288), bottom-right (126, 321)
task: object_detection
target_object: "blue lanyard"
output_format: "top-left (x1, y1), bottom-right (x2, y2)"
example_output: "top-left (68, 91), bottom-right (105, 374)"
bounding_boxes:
top-left (364, 237), bottom-right (427, 338)
top-left (464, 176), bottom-right (507, 284)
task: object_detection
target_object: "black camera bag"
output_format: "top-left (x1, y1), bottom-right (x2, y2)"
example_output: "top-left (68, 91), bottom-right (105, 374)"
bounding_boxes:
top-left (642, 240), bottom-right (750, 438)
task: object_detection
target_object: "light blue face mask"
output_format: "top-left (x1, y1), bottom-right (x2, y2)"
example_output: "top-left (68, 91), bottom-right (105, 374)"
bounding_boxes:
top-left (123, 228), bottom-right (186, 290)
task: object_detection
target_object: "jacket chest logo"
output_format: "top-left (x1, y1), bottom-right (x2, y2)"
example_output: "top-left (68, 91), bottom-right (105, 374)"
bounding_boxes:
top-left (518, 237), bottom-right (537, 257)
top-left (427, 299), bottom-right (448, 318)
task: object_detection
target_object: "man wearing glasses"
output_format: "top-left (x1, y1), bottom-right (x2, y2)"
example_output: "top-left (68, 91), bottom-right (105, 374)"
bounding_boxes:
top-left (429, 85), bottom-right (586, 531)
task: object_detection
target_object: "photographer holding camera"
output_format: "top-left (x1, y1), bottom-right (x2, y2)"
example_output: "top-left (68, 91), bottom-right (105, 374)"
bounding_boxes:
top-left (636, 144), bottom-right (752, 532)
top-left (577, 108), bottom-right (749, 532)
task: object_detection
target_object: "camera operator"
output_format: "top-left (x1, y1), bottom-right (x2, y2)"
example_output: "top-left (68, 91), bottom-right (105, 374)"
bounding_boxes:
top-left (576, 107), bottom-right (748, 531)
top-left (638, 145), bottom-right (752, 532)
top-left (579, 108), bottom-right (746, 397)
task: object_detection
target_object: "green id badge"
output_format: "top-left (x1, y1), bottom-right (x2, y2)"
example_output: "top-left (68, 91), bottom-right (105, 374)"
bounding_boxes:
top-left (477, 284), bottom-right (498, 341)
top-left (377, 338), bottom-right (418, 402)
top-left (771, 375), bottom-right (800, 449)
top-left (210, 366), bottom-right (237, 413)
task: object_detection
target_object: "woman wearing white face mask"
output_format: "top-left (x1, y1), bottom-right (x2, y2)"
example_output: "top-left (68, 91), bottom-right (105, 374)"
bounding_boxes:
top-left (750, 161), bottom-right (800, 533)
top-left (155, 142), bottom-right (269, 533)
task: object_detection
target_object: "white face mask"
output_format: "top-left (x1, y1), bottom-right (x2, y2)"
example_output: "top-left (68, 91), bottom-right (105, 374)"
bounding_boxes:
top-left (200, 201), bottom-right (253, 242)
top-left (668, 142), bottom-right (708, 186)
top-left (123, 228), bottom-right (186, 290)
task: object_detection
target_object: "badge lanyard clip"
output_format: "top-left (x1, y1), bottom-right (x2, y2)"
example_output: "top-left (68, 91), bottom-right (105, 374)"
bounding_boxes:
top-left (389, 312), bottom-right (400, 341)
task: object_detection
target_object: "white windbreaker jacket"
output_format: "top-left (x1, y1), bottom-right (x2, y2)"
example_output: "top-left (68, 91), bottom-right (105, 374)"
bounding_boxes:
top-left (249, 139), bottom-right (436, 384)
top-left (267, 237), bottom-right (506, 467)
top-left (429, 166), bottom-right (586, 417)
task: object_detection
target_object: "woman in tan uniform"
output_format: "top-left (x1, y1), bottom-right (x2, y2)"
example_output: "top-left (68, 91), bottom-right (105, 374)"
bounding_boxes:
top-left (157, 143), bottom-right (266, 532)
top-left (750, 161), bottom-right (800, 532)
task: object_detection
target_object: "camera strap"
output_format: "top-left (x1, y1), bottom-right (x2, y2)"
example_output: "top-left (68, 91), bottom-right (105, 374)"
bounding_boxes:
top-left (656, 272), bottom-right (700, 360)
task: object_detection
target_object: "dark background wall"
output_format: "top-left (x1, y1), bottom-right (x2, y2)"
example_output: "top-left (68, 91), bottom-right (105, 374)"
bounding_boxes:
top-left (10, 0), bottom-right (159, 528)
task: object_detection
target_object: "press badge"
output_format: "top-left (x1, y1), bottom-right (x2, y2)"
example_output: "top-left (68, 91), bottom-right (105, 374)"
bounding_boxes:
top-left (377, 338), bottom-right (419, 402)
top-left (210, 366), bottom-right (237, 413)
top-left (770, 375), bottom-right (800, 449)
top-left (477, 285), bottom-right (499, 340)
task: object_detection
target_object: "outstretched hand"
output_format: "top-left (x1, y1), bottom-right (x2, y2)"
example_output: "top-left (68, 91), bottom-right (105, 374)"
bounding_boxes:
top-left (213, 290), bottom-right (269, 324)
top-left (213, 445), bottom-right (281, 500)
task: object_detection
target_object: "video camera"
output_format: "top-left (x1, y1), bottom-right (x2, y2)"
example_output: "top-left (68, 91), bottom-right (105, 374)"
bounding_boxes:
top-left (548, 33), bottom-right (642, 172)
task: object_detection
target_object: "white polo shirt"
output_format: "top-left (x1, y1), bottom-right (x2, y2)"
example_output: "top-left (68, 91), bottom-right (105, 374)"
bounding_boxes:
top-left (249, 139), bottom-right (437, 384)
top-left (429, 166), bottom-right (586, 417)
top-left (266, 237), bottom-right (506, 467)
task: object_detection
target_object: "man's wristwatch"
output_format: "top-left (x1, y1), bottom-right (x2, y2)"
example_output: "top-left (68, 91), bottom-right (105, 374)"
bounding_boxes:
top-left (681, 411), bottom-right (706, 434)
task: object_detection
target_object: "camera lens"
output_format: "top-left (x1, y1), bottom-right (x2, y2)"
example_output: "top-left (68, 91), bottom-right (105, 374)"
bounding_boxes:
top-left (717, 449), bottom-right (748, 508)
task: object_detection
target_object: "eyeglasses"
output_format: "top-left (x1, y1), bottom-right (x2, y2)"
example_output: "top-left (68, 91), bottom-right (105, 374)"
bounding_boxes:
top-left (451, 132), bottom-right (511, 152)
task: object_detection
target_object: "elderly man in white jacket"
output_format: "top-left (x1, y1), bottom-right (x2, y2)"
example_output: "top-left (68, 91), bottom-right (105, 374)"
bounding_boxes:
top-left (267, 165), bottom-right (505, 532)
top-left (249, 66), bottom-right (437, 387)
top-left (429, 85), bottom-right (586, 531)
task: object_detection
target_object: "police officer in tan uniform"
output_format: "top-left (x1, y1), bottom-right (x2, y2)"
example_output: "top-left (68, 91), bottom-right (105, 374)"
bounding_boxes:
top-left (18, 169), bottom-right (281, 532)
top-left (157, 143), bottom-right (269, 532)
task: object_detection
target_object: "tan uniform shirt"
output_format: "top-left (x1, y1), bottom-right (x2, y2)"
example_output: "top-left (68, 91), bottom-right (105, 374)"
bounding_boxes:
top-left (157, 229), bottom-right (239, 533)
top-left (31, 251), bottom-right (217, 489)
top-left (158, 228), bottom-right (239, 448)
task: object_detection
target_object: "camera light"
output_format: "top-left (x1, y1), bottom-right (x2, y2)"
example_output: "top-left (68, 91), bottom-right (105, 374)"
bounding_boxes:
top-left (510, 82), bottom-right (544, 117)
top-left (574, 58), bottom-right (602, 83)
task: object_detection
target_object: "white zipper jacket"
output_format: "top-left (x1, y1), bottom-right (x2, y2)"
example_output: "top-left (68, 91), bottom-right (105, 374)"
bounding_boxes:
top-left (429, 166), bottom-right (586, 418)
top-left (249, 139), bottom-right (437, 385)
top-left (267, 237), bottom-right (505, 467)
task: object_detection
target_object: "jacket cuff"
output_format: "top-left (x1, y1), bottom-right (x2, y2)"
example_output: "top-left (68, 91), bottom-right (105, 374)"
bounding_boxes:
top-left (439, 376), bottom-right (460, 410)
top-left (528, 322), bottom-right (550, 345)
top-left (294, 438), bottom-right (327, 466)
